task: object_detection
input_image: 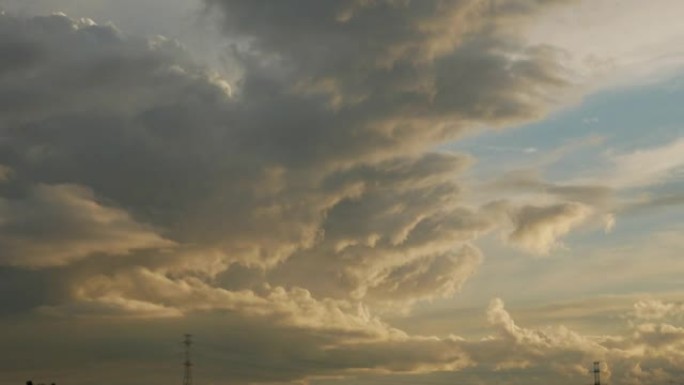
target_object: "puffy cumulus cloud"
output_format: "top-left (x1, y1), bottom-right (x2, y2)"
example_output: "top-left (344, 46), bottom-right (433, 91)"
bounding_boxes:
top-left (608, 319), bottom-right (684, 385)
top-left (144, 296), bottom-right (684, 385)
top-left (264, 153), bottom-right (491, 306)
top-left (51, 267), bottom-right (406, 340)
top-left (507, 202), bottom-right (592, 254)
top-left (466, 298), bottom-right (602, 373)
top-left (0, 10), bottom-right (511, 330)
top-left (30, 265), bottom-right (479, 383)
top-left (0, 184), bottom-right (174, 268)
top-left (361, 246), bottom-right (482, 305)
top-left (0, 12), bottom-right (203, 124)
top-left (485, 298), bottom-right (598, 351)
top-left (446, 298), bottom-right (684, 385)
top-left (632, 323), bottom-right (684, 349)
top-left (0, 11), bottom-right (331, 270)
top-left (0, 0), bottom-right (586, 297)
top-left (633, 299), bottom-right (684, 321)
top-left (0, 4), bottom-right (617, 384)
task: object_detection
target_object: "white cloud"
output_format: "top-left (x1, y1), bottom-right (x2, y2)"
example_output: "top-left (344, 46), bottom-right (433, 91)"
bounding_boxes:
top-left (634, 299), bottom-right (684, 321)
top-left (607, 137), bottom-right (684, 189)
top-left (507, 202), bottom-right (592, 255)
top-left (526, 0), bottom-right (684, 87)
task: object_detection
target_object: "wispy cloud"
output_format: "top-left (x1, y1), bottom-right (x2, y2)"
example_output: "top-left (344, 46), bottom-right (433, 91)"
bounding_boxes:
top-left (606, 137), bottom-right (684, 189)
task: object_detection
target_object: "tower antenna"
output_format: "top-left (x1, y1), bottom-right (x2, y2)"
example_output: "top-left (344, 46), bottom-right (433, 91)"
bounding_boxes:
top-left (182, 334), bottom-right (193, 385)
top-left (593, 361), bottom-right (601, 385)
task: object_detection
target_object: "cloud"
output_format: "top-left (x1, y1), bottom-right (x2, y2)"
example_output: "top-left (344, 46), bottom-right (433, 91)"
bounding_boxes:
top-left (481, 298), bottom-right (603, 362)
top-left (0, 184), bottom-right (174, 268)
top-left (0, 11), bottom-right (327, 269)
top-left (633, 322), bottom-right (684, 349)
top-left (361, 246), bottom-right (481, 305)
top-left (262, 153), bottom-right (492, 306)
top-left (607, 137), bottom-right (684, 189)
top-left (453, 298), bottom-right (684, 385)
top-left (507, 202), bottom-right (592, 254)
top-left (34, 264), bottom-right (481, 383)
top-left (621, 192), bottom-right (684, 215)
top-left (0, 0), bottom-right (583, 274)
top-left (41, 269), bottom-right (387, 338)
top-left (0, 5), bottom-right (626, 385)
top-left (525, 0), bottom-right (684, 86)
top-left (633, 299), bottom-right (684, 321)
top-left (488, 169), bottom-right (614, 206)
top-left (37, 295), bottom-right (184, 318)
top-left (207, 0), bottom-right (575, 144)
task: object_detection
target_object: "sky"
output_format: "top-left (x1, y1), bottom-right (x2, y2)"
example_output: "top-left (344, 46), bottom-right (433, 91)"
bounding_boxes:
top-left (0, 1), bottom-right (682, 385)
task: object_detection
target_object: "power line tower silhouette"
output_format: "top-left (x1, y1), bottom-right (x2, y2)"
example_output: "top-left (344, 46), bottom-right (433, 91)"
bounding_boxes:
top-left (593, 361), bottom-right (601, 385)
top-left (182, 334), bottom-right (193, 385)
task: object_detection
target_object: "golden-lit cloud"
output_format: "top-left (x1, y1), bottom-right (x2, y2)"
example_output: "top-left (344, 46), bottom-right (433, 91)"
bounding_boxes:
top-left (0, 184), bottom-right (174, 268)
top-left (0, 2), bottom-right (682, 385)
top-left (507, 202), bottom-right (592, 254)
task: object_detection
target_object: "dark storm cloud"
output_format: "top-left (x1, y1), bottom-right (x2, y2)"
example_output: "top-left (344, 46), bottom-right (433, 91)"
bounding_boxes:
top-left (0, 184), bottom-right (173, 267)
top-left (202, 0), bottom-right (574, 168)
top-left (0, 2), bottom-right (619, 383)
top-left (0, 12), bottom-right (330, 270)
top-left (0, 0), bottom-right (577, 301)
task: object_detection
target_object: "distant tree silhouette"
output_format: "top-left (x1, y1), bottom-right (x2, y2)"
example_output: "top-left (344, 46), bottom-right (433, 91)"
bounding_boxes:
top-left (26, 381), bottom-right (33, 385)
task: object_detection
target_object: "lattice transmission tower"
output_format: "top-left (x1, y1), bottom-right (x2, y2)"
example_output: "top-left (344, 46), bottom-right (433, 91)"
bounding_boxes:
top-left (593, 361), bottom-right (601, 385)
top-left (182, 334), bottom-right (193, 385)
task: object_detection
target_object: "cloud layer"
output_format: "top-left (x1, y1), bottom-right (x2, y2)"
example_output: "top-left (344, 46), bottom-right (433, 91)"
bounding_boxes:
top-left (0, 2), bottom-right (584, 312)
top-left (2, 2), bottom-right (678, 385)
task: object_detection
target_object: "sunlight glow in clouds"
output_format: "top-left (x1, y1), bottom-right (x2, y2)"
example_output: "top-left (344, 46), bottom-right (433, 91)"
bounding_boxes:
top-left (0, 1), bottom-right (682, 385)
